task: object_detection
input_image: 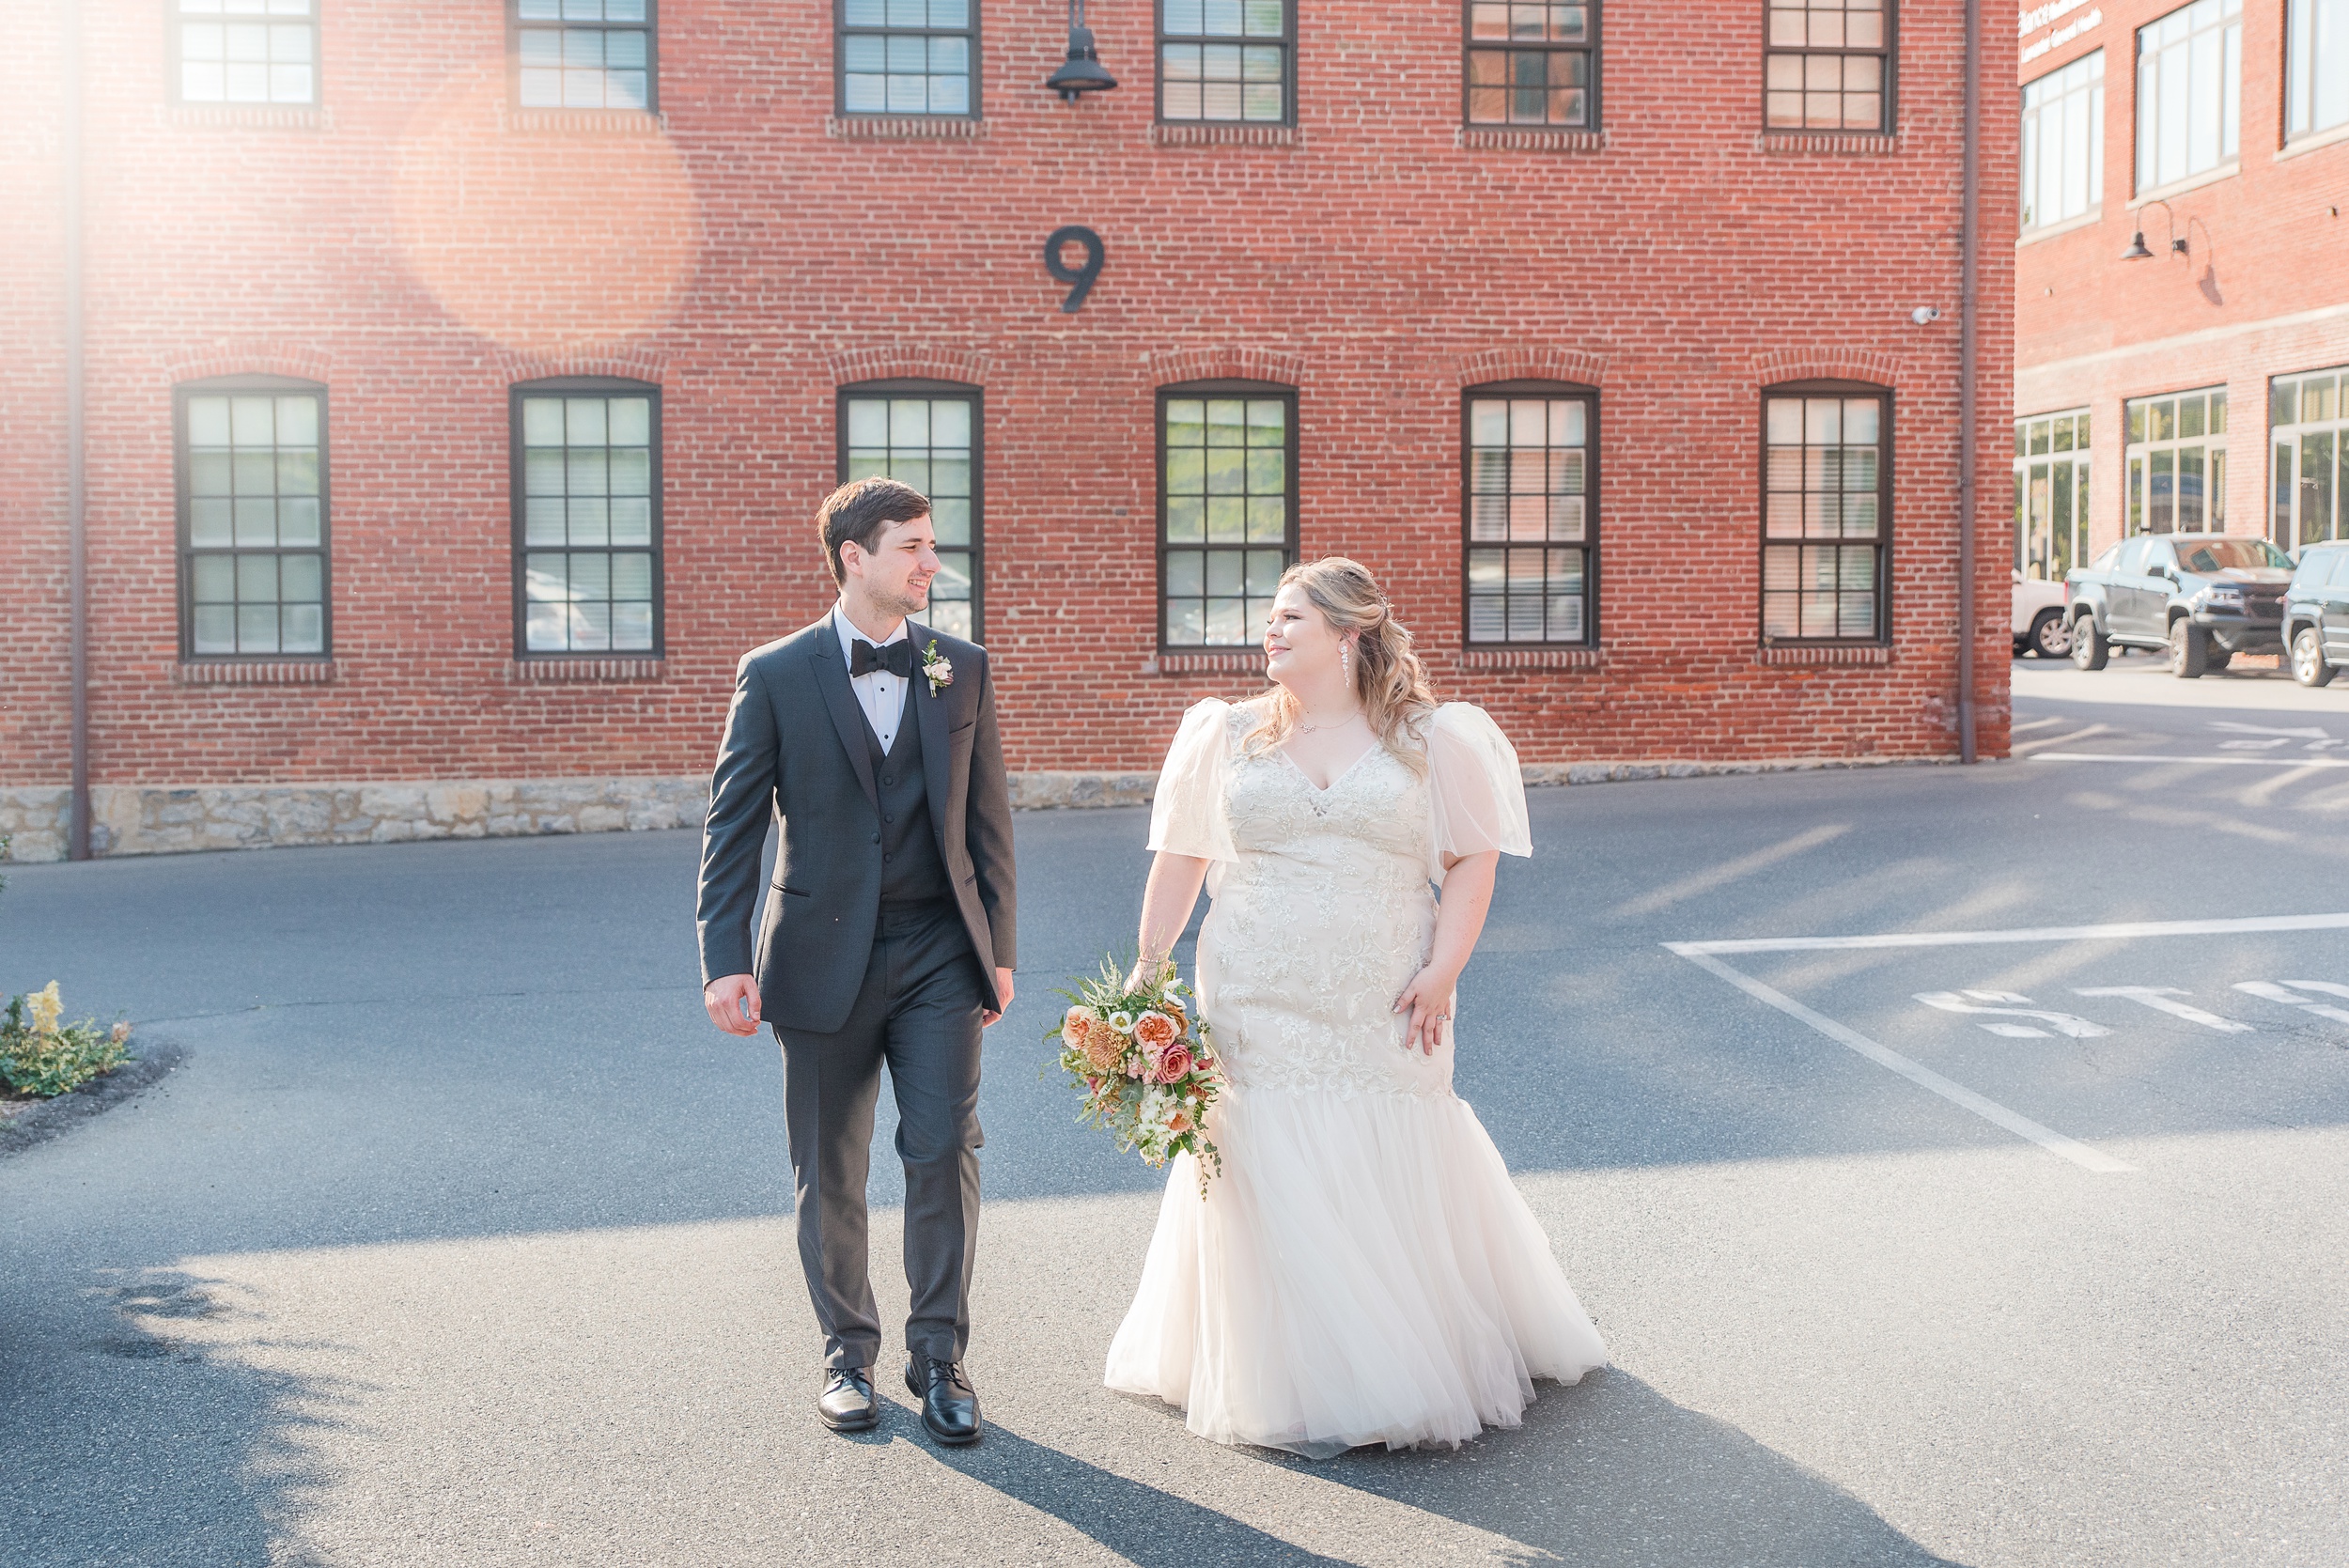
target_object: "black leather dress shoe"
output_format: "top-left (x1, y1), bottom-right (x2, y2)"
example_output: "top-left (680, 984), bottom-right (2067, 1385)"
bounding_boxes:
top-left (903, 1358), bottom-right (981, 1445)
top-left (817, 1367), bottom-right (879, 1433)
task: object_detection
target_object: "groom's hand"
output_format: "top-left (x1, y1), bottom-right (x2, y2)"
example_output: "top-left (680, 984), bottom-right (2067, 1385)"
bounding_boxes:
top-left (703, 973), bottom-right (761, 1037)
top-left (981, 968), bottom-right (1015, 1028)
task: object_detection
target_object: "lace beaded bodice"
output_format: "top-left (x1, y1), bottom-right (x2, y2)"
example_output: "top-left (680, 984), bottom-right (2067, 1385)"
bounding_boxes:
top-left (1149, 697), bottom-right (1532, 1098)
top-left (1192, 706), bottom-right (1452, 1098)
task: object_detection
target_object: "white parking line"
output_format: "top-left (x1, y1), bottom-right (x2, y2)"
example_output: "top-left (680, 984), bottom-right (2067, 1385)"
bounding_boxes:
top-left (1672, 910), bottom-right (2349, 955)
top-left (1672, 950), bottom-right (2135, 1173)
top-left (2010, 724), bottom-right (2114, 755)
top-left (2074, 986), bottom-right (2254, 1032)
top-left (1666, 910), bottom-right (2349, 1173)
top-left (2030, 752), bottom-right (2349, 768)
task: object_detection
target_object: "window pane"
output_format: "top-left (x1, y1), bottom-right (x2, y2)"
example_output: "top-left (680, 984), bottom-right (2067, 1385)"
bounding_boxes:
top-left (843, 2), bottom-right (976, 117)
top-left (1164, 390), bottom-right (1292, 644)
top-left (838, 393), bottom-right (980, 637)
top-left (1464, 392), bottom-right (1593, 643)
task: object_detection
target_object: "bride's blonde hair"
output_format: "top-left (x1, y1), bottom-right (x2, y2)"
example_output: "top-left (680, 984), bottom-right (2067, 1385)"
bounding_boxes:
top-left (1246, 557), bottom-right (1438, 768)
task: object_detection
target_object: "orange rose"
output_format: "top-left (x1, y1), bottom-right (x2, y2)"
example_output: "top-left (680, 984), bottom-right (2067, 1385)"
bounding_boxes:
top-left (1168, 1108), bottom-right (1191, 1134)
top-left (1063, 1006), bottom-right (1094, 1048)
top-left (1133, 1011), bottom-right (1178, 1049)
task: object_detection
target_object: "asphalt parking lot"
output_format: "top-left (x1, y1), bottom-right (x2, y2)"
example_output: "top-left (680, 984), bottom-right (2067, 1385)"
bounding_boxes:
top-left (2, 662), bottom-right (2344, 1567)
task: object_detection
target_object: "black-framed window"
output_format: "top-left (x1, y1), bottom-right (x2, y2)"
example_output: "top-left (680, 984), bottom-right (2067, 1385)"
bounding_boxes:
top-left (836, 0), bottom-right (977, 116)
top-left (1159, 381), bottom-right (1298, 648)
top-left (512, 0), bottom-right (655, 111)
top-left (839, 381), bottom-right (983, 641)
top-left (1159, 0), bottom-right (1293, 124)
top-left (1463, 383), bottom-right (1596, 645)
top-left (1763, 382), bottom-right (1890, 643)
top-left (1764, 0), bottom-right (1891, 132)
top-left (1465, 2), bottom-right (1597, 128)
top-left (177, 377), bottom-right (330, 660)
top-left (175, 0), bottom-right (317, 105)
top-left (512, 380), bottom-right (662, 657)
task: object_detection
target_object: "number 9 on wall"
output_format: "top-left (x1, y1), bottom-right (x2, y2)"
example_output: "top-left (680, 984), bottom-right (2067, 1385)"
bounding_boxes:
top-left (1044, 225), bottom-right (1105, 314)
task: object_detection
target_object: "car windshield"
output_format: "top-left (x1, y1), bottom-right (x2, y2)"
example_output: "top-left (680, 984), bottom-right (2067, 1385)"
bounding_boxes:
top-left (2180, 538), bottom-right (2293, 572)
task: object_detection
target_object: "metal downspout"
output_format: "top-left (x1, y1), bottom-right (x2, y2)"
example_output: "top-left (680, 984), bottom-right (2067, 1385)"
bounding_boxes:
top-left (66, 0), bottom-right (90, 858)
top-left (1957, 0), bottom-right (1983, 764)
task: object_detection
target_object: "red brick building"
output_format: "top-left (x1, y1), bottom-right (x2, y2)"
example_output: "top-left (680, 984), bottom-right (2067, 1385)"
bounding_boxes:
top-left (3, 0), bottom-right (2015, 860)
top-left (2014, 0), bottom-right (2349, 580)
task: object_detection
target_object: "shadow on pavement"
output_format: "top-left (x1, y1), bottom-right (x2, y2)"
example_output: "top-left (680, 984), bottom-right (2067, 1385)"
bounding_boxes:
top-left (933, 1421), bottom-right (1363, 1566)
top-left (912, 1372), bottom-right (1963, 1568)
top-left (0, 1267), bottom-right (341, 1568)
top-left (1308, 1369), bottom-right (1968, 1568)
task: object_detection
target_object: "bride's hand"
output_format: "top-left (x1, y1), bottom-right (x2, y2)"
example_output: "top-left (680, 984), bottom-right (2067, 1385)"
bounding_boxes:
top-left (1125, 955), bottom-right (1173, 994)
top-left (1392, 967), bottom-right (1458, 1056)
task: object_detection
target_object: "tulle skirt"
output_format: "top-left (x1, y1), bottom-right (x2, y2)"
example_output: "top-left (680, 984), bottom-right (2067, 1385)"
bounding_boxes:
top-left (1103, 1081), bottom-right (1609, 1459)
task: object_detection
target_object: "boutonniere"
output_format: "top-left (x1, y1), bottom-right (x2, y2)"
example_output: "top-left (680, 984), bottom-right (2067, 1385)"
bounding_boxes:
top-left (921, 639), bottom-right (954, 696)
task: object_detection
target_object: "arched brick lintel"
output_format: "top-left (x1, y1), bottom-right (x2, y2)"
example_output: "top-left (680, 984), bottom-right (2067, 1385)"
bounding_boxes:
top-left (1146, 347), bottom-right (1309, 388)
top-left (1751, 350), bottom-right (1903, 389)
top-left (829, 346), bottom-right (988, 387)
top-left (163, 346), bottom-right (336, 386)
top-left (1451, 348), bottom-right (1609, 389)
top-left (496, 349), bottom-right (669, 386)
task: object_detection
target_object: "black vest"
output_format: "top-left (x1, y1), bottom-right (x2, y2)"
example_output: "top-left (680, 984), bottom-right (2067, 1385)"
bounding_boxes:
top-left (866, 700), bottom-right (951, 908)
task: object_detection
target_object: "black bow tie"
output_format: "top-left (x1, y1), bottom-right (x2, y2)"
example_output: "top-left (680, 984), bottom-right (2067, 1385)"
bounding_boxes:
top-left (850, 639), bottom-right (914, 679)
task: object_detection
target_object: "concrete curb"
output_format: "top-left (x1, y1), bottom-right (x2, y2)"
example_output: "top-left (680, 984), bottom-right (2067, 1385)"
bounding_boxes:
top-left (0, 1037), bottom-right (188, 1157)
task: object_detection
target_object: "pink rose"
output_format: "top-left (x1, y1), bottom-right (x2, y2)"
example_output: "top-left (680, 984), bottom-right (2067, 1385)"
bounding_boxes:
top-left (1154, 1044), bottom-right (1193, 1085)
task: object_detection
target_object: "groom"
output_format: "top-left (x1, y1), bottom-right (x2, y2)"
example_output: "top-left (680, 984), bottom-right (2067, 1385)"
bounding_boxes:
top-left (697, 476), bottom-right (1017, 1446)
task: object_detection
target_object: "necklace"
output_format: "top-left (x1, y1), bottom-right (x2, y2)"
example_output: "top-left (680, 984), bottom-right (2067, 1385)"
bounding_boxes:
top-left (1294, 709), bottom-right (1364, 736)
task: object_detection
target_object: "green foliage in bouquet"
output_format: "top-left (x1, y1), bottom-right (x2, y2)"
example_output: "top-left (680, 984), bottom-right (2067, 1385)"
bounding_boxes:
top-left (2, 983), bottom-right (132, 1099)
top-left (1048, 954), bottom-right (1224, 1192)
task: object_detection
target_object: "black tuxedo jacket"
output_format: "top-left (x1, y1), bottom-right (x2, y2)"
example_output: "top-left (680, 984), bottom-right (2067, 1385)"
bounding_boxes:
top-left (696, 614), bottom-right (1017, 1033)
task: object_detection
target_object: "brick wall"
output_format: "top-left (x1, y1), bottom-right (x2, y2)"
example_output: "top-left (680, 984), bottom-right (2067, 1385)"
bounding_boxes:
top-left (4, 0), bottom-right (2016, 835)
top-left (2015, 0), bottom-right (2349, 554)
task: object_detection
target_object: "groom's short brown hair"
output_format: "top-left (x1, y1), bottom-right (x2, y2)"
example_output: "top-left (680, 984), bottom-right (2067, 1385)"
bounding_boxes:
top-left (817, 477), bottom-right (931, 586)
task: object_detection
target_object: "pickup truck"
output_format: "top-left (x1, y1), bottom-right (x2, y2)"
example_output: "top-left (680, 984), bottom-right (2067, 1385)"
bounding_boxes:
top-left (2065, 532), bottom-right (2295, 677)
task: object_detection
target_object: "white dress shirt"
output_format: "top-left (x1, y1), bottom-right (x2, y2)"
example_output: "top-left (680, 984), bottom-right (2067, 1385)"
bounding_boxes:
top-left (833, 604), bottom-right (910, 753)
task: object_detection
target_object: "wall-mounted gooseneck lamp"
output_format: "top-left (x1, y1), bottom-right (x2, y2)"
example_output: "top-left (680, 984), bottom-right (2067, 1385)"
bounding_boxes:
top-left (2121, 198), bottom-right (2190, 260)
top-left (1045, 0), bottom-right (1117, 101)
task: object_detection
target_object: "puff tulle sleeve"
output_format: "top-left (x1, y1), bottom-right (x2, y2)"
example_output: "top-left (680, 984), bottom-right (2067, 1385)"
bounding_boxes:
top-left (1425, 702), bottom-right (1532, 881)
top-left (1147, 699), bottom-right (1238, 865)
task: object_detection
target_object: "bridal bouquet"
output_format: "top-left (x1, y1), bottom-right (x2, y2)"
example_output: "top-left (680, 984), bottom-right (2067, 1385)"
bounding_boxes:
top-left (1049, 956), bottom-right (1222, 1191)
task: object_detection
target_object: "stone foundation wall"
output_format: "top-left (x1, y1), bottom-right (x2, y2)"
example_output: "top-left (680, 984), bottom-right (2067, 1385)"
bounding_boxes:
top-left (0, 788), bottom-right (74, 863)
top-left (0, 778), bottom-right (708, 861)
top-left (0, 757), bottom-right (1930, 862)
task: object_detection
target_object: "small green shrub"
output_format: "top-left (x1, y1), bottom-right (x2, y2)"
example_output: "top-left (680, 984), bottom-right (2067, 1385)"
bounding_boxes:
top-left (2, 984), bottom-right (131, 1099)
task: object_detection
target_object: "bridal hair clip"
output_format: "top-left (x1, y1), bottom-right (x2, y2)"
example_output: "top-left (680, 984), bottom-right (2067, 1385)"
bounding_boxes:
top-left (922, 640), bottom-right (954, 695)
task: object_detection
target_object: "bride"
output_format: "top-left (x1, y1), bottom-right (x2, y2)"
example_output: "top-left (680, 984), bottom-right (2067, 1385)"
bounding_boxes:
top-left (1104, 556), bottom-right (1608, 1458)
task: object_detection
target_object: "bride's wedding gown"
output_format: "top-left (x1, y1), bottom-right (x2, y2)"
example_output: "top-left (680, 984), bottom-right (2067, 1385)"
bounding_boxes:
top-left (1105, 699), bottom-right (1607, 1458)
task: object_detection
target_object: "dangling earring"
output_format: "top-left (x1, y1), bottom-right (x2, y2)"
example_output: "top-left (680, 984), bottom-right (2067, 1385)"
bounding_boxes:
top-left (1341, 640), bottom-right (1352, 684)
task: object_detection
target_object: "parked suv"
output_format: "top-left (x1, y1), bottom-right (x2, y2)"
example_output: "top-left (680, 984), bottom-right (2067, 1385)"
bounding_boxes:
top-left (2065, 532), bottom-right (2295, 677)
top-left (2283, 539), bottom-right (2349, 687)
